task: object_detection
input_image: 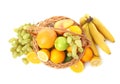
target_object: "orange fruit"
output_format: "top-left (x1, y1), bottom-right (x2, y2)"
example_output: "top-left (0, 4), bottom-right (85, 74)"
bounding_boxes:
top-left (37, 49), bottom-right (50, 62)
top-left (67, 46), bottom-right (72, 52)
top-left (27, 52), bottom-right (40, 64)
top-left (70, 61), bottom-right (84, 73)
top-left (50, 49), bottom-right (65, 64)
top-left (81, 47), bottom-right (93, 62)
top-left (36, 28), bottom-right (57, 49)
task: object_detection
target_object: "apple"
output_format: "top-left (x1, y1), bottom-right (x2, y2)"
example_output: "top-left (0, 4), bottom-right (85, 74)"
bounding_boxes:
top-left (54, 19), bottom-right (74, 35)
top-left (54, 36), bottom-right (69, 51)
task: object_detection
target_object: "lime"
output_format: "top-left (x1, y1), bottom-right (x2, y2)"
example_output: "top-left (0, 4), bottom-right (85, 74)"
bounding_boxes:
top-left (54, 36), bottom-right (69, 51)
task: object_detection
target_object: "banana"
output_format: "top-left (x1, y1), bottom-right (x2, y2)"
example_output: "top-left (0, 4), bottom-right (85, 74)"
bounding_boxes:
top-left (82, 23), bottom-right (99, 56)
top-left (84, 14), bottom-right (90, 19)
top-left (92, 17), bottom-right (115, 42)
top-left (89, 22), bottom-right (111, 54)
top-left (90, 56), bottom-right (102, 67)
top-left (80, 14), bottom-right (91, 26)
top-left (98, 30), bottom-right (105, 41)
top-left (80, 16), bottom-right (87, 26)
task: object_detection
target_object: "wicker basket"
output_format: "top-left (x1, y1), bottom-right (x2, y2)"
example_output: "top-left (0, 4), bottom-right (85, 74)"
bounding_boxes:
top-left (28, 16), bottom-right (90, 69)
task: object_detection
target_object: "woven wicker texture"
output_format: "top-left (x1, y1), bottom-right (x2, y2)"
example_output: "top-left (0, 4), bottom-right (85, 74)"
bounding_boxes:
top-left (28, 16), bottom-right (90, 69)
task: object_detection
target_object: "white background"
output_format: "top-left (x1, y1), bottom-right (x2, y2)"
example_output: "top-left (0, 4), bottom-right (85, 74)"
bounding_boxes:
top-left (0, 0), bottom-right (120, 84)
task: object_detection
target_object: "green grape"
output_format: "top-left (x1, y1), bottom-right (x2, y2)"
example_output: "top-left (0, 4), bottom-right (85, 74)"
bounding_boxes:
top-left (9, 38), bottom-right (17, 43)
top-left (67, 36), bottom-right (72, 44)
top-left (67, 52), bottom-right (72, 57)
top-left (16, 45), bottom-right (22, 52)
top-left (24, 51), bottom-right (28, 55)
top-left (22, 58), bottom-right (29, 64)
top-left (71, 45), bottom-right (78, 59)
top-left (73, 55), bottom-right (79, 59)
top-left (17, 32), bottom-right (22, 37)
top-left (11, 42), bottom-right (18, 47)
top-left (64, 32), bottom-right (82, 59)
top-left (23, 34), bottom-right (30, 39)
top-left (21, 39), bottom-right (31, 45)
top-left (27, 47), bottom-right (33, 52)
top-left (19, 51), bottom-right (23, 56)
top-left (75, 40), bottom-right (82, 48)
top-left (17, 28), bottom-right (23, 35)
top-left (10, 47), bottom-right (16, 52)
top-left (9, 23), bottom-right (33, 59)
top-left (26, 43), bottom-right (31, 47)
top-left (11, 43), bottom-right (17, 47)
top-left (21, 30), bottom-right (26, 36)
top-left (63, 32), bottom-right (72, 37)
top-left (18, 38), bottom-right (23, 44)
top-left (72, 36), bottom-right (80, 40)
top-left (18, 27), bottom-right (23, 31)
top-left (23, 24), bottom-right (31, 29)
top-left (14, 28), bottom-right (19, 33)
top-left (74, 40), bottom-right (83, 53)
top-left (22, 44), bottom-right (28, 51)
top-left (69, 41), bottom-right (74, 46)
top-left (78, 47), bottom-right (83, 53)
top-left (28, 40), bottom-right (33, 47)
top-left (12, 52), bottom-right (18, 58)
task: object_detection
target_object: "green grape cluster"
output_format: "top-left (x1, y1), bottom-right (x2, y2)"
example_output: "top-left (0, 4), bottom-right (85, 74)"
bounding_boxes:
top-left (64, 32), bottom-right (83, 59)
top-left (9, 24), bottom-right (33, 59)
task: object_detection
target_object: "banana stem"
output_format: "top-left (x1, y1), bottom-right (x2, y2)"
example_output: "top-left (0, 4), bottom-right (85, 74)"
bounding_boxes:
top-left (86, 16), bottom-right (93, 23)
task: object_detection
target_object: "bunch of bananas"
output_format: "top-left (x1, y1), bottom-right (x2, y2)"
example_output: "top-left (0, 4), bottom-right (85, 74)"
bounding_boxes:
top-left (80, 14), bottom-right (115, 66)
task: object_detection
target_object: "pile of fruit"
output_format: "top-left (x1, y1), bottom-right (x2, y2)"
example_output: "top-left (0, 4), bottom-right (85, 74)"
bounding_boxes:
top-left (9, 15), bottom-right (115, 73)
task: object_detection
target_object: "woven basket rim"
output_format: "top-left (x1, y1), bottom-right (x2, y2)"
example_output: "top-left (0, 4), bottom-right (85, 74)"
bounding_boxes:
top-left (27, 16), bottom-right (90, 69)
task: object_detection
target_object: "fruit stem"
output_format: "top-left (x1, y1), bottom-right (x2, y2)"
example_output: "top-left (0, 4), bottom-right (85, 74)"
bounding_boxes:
top-left (86, 16), bottom-right (93, 23)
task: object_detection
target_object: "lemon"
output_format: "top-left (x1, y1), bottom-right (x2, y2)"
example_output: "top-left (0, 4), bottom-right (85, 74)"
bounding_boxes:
top-left (70, 61), bottom-right (84, 73)
top-left (69, 25), bottom-right (82, 34)
top-left (37, 49), bottom-right (50, 62)
top-left (27, 52), bottom-right (40, 64)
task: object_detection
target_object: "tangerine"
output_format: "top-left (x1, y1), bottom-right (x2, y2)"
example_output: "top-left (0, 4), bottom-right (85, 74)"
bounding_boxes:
top-left (50, 49), bottom-right (65, 64)
top-left (81, 47), bottom-right (93, 62)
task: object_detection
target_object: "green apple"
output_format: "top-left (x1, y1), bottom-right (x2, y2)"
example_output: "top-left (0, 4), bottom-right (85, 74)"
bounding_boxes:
top-left (55, 36), bottom-right (69, 51)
